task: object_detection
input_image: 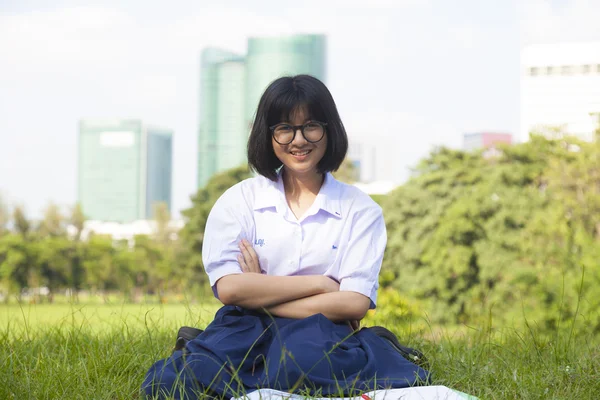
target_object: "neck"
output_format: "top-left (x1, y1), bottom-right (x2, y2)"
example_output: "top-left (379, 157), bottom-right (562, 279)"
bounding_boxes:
top-left (282, 169), bottom-right (324, 197)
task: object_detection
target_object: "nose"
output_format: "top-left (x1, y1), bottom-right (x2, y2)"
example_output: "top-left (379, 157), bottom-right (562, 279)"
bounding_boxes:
top-left (291, 127), bottom-right (308, 145)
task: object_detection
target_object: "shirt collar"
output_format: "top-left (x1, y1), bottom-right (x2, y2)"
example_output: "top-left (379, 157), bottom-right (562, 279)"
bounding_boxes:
top-left (314, 173), bottom-right (343, 218)
top-left (253, 170), bottom-right (342, 219)
top-left (253, 172), bottom-right (283, 211)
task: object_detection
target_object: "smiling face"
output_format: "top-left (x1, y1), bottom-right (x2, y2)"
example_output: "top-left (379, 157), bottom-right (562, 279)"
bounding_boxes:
top-left (271, 107), bottom-right (328, 179)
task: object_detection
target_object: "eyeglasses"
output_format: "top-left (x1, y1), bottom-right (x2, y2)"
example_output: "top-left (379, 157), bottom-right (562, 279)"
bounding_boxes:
top-left (269, 121), bottom-right (327, 145)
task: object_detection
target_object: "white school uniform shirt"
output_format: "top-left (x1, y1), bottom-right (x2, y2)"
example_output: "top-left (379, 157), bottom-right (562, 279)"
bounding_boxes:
top-left (202, 171), bottom-right (387, 308)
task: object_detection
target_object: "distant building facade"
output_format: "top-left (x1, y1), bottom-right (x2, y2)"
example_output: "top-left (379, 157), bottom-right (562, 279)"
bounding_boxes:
top-left (521, 42), bottom-right (600, 141)
top-left (78, 119), bottom-right (172, 222)
top-left (197, 34), bottom-right (326, 188)
top-left (197, 49), bottom-right (246, 188)
top-left (463, 132), bottom-right (512, 152)
top-left (347, 140), bottom-right (377, 183)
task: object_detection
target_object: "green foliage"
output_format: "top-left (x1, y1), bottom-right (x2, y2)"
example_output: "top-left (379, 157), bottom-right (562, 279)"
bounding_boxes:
top-left (37, 202), bottom-right (66, 237)
top-left (362, 287), bottom-right (417, 328)
top-left (12, 205), bottom-right (31, 237)
top-left (332, 157), bottom-right (358, 184)
top-left (381, 135), bottom-right (600, 332)
top-left (0, 194), bottom-right (9, 235)
top-left (179, 164), bottom-right (252, 285)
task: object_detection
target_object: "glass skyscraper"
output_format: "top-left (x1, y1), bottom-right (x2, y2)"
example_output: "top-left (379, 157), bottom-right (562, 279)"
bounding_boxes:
top-left (197, 34), bottom-right (326, 188)
top-left (78, 119), bottom-right (173, 222)
top-left (198, 49), bottom-right (246, 188)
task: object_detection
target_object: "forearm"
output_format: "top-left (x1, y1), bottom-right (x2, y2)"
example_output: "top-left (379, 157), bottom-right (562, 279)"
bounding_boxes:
top-left (264, 291), bottom-right (370, 322)
top-left (216, 273), bottom-right (331, 309)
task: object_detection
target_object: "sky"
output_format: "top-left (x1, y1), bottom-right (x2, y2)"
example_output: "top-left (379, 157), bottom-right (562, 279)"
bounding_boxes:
top-left (1, 0), bottom-right (600, 219)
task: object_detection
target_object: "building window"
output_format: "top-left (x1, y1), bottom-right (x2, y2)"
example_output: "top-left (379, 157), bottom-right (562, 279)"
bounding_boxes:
top-left (597, 64), bottom-right (600, 73)
top-left (582, 65), bottom-right (591, 74)
top-left (529, 67), bottom-right (539, 76)
top-left (561, 65), bottom-right (574, 75)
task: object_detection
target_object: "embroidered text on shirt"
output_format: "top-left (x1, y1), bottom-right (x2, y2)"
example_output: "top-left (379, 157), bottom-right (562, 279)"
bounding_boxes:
top-left (255, 239), bottom-right (265, 247)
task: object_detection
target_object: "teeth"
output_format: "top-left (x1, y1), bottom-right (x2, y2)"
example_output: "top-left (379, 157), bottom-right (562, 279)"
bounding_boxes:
top-left (292, 150), bottom-right (310, 156)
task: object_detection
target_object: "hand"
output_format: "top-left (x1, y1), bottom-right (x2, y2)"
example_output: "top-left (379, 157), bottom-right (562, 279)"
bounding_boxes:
top-left (348, 319), bottom-right (360, 331)
top-left (320, 275), bottom-right (340, 294)
top-left (238, 239), bottom-right (262, 274)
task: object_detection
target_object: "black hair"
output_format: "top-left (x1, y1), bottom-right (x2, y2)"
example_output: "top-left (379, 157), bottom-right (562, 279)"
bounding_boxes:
top-left (247, 75), bottom-right (348, 180)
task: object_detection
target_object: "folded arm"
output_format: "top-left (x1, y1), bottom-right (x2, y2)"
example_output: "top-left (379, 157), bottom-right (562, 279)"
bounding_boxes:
top-left (216, 272), bottom-right (339, 309)
top-left (264, 290), bottom-right (371, 322)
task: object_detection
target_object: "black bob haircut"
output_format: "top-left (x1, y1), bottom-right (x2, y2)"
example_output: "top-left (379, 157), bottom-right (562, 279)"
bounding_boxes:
top-left (247, 75), bottom-right (348, 181)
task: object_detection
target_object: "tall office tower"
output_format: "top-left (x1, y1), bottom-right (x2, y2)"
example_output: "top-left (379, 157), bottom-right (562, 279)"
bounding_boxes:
top-left (463, 132), bottom-right (513, 151)
top-left (244, 34), bottom-right (327, 126)
top-left (197, 34), bottom-right (327, 188)
top-left (521, 42), bottom-right (600, 142)
top-left (78, 119), bottom-right (173, 222)
top-left (197, 48), bottom-right (245, 188)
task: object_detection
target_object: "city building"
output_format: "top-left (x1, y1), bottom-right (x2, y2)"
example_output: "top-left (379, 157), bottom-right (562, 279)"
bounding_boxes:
top-left (67, 219), bottom-right (185, 247)
top-left (78, 119), bottom-right (172, 223)
top-left (521, 42), bottom-right (600, 142)
top-left (197, 34), bottom-right (326, 188)
top-left (463, 132), bottom-right (512, 151)
top-left (197, 49), bottom-right (246, 188)
top-left (347, 140), bottom-right (377, 183)
top-left (244, 35), bottom-right (326, 127)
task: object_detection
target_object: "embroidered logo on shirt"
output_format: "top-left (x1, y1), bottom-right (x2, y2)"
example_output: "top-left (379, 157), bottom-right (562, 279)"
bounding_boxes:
top-left (254, 239), bottom-right (265, 247)
top-left (332, 245), bottom-right (338, 249)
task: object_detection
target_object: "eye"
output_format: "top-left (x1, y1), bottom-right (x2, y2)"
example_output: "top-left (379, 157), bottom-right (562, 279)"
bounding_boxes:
top-left (274, 124), bottom-right (293, 133)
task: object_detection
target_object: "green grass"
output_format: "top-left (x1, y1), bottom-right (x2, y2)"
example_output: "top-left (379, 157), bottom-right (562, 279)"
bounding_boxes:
top-left (1, 302), bottom-right (599, 399)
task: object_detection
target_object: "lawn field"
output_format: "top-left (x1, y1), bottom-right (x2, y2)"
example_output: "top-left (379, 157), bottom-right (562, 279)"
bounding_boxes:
top-left (1, 302), bottom-right (599, 399)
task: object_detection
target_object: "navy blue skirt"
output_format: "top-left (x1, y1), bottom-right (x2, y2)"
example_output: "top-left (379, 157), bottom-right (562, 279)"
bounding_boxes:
top-left (142, 306), bottom-right (429, 399)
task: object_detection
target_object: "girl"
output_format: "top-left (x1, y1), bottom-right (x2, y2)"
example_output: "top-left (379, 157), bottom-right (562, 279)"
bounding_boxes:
top-left (142, 75), bottom-right (429, 399)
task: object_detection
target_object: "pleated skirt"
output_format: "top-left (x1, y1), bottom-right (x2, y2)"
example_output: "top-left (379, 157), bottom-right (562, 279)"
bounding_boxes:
top-left (142, 305), bottom-right (429, 399)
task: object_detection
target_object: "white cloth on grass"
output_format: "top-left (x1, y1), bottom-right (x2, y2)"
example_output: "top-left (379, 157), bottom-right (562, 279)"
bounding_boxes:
top-left (231, 386), bottom-right (479, 400)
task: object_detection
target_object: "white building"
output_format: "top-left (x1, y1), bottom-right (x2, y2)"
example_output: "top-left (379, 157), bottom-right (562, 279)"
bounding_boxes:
top-left (347, 140), bottom-right (377, 183)
top-left (67, 219), bottom-right (185, 246)
top-left (521, 42), bottom-right (600, 142)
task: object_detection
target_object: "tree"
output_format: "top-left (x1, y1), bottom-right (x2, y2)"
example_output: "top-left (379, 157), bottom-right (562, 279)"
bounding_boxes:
top-left (0, 194), bottom-right (9, 235)
top-left (69, 203), bottom-right (86, 241)
top-left (379, 134), bottom-right (600, 331)
top-left (333, 158), bottom-right (358, 184)
top-left (152, 202), bottom-right (172, 245)
top-left (180, 165), bottom-right (253, 293)
top-left (12, 205), bottom-right (31, 238)
top-left (82, 235), bottom-right (115, 302)
top-left (0, 234), bottom-right (32, 302)
top-left (38, 202), bottom-right (65, 237)
top-left (36, 236), bottom-right (72, 302)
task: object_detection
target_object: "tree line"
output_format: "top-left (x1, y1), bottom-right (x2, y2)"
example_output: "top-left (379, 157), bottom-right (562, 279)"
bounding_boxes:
top-left (1, 136), bottom-right (599, 334)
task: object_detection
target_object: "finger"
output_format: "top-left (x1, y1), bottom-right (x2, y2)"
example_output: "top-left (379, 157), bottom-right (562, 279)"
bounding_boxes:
top-left (243, 240), bottom-right (260, 269)
top-left (238, 242), bottom-right (252, 264)
top-left (239, 240), bottom-right (261, 273)
top-left (237, 254), bottom-right (248, 272)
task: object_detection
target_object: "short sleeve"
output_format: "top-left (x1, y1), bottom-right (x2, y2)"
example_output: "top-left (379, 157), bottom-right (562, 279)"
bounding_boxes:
top-left (337, 205), bottom-right (386, 309)
top-left (202, 188), bottom-right (248, 299)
